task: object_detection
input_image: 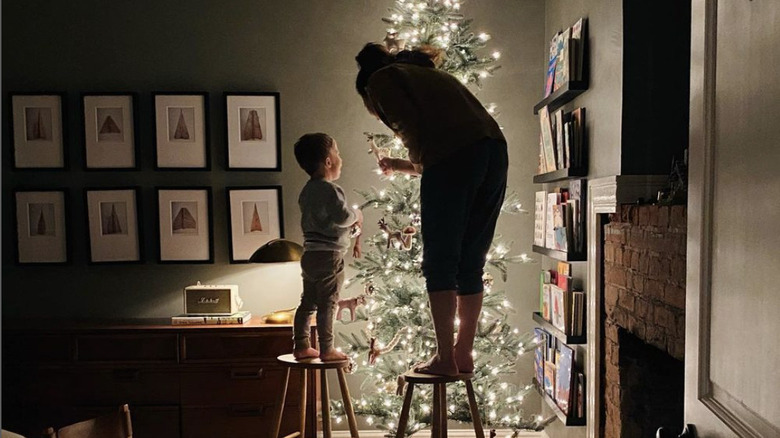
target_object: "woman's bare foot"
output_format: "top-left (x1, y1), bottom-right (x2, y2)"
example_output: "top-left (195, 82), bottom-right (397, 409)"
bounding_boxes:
top-left (454, 347), bottom-right (474, 374)
top-left (320, 348), bottom-right (348, 362)
top-left (412, 354), bottom-right (459, 376)
top-left (293, 347), bottom-right (320, 360)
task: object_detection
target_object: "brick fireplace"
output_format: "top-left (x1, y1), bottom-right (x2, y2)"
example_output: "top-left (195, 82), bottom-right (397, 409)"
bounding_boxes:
top-left (601, 204), bottom-right (687, 437)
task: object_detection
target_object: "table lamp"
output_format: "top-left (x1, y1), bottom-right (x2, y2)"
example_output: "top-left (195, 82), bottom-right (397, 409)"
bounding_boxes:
top-left (250, 239), bottom-right (303, 323)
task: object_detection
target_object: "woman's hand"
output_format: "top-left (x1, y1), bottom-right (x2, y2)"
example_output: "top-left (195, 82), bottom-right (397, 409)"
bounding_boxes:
top-left (378, 157), bottom-right (395, 176)
top-left (378, 157), bottom-right (419, 176)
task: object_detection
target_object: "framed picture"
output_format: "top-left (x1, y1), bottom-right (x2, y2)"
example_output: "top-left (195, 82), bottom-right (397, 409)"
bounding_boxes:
top-left (85, 188), bottom-right (142, 263)
top-left (156, 187), bottom-right (213, 263)
top-left (14, 190), bottom-right (69, 264)
top-left (224, 92), bottom-right (280, 170)
top-left (153, 92), bottom-right (209, 169)
top-left (82, 93), bottom-right (138, 169)
top-left (227, 186), bottom-right (283, 263)
top-left (10, 93), bottom-right (66, 169)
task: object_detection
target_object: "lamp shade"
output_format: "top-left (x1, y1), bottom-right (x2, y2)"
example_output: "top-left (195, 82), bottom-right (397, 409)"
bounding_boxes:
top-left (248, 239), bottom-right (303, 263)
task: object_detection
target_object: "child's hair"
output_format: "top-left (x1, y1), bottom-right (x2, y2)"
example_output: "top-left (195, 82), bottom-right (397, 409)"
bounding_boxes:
top-left (355, 43), bottom-right (439, 98)
top-left (294, 133), bottom-right (334, 176)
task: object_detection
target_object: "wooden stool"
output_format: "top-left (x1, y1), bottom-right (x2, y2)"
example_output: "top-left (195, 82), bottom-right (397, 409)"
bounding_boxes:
top-left (272, 354), bottom-right (359, 438)
top-left (395, 370), bottom-right (484, 438)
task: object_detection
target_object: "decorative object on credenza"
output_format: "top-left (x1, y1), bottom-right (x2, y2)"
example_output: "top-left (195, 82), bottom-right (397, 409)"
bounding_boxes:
top-left (224, 92), bottom-right (281, 170)
top-left (13, 189), bottom-right (69, 264)
top-left (10, 93), bottom-right (67, 169)
top-left (84, 187), bottom-right (142, 263)
top-left (183, 282), bottom-right (242, 315)
top-left (153, 92), bottom-right (209, 169)
top-left (82, 93), bottom-right (138, 169)
top-left (260, 307), bottom-right (296, 324)
top-left (156, 187), bottom-right (214, 263)
top-left (248, 238), bottom-right (302, 263)
top-left (171, 310), bottom-right (252, 325)
top-left (226, 186), bottom-right (284, 263)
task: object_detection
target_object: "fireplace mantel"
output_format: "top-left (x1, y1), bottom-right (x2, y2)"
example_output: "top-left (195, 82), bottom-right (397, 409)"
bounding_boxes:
top-left (585, 175), bottom-right (667, 438)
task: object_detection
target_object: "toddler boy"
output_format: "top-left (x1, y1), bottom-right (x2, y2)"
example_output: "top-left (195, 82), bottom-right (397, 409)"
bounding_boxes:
top-left (292, 133), bottom-right (362, 361)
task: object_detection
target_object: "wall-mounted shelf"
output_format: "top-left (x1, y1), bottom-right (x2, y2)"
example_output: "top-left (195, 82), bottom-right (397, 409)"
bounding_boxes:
top-left (533, 80), bottom-right (588, 114)
top-left (532, 312), bottom-right (586, 345)
top-left (532, 245), bottom-right (586, 262)
top-left (533, 379), bottom-right (586, 426)
top-left (533, 167), bottom-right (588, 184)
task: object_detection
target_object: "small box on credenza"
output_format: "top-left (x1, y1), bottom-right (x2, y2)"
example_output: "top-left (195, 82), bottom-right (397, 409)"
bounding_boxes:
top-left (184, 283), bottom-right (241, 315)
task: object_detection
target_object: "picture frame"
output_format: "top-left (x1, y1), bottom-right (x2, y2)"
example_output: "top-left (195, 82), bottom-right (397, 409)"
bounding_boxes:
top-left (224, 92), bottom-right (281, 170)
top-left (85, 187), bottom-right (142, 263)
top-left (10, 93), bottom-right (67, 169)
top-left (156, 187), bottom-right (213, 263)
top-left (82, 93), bottom-right (139, 169)
top-left (226, 186), bottom-right (284, 263)
top-left (153, 92), bottom-right (210, 169)
top-left (14, 189), bottom-right (69, 264)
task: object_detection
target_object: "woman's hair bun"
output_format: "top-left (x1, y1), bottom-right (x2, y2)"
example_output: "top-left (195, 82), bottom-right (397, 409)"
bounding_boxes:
top-left (355, 43), bottom-right (393, 70)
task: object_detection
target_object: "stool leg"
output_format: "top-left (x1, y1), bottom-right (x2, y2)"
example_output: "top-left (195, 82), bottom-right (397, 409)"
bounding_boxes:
top-left (395, 382), bottom-right (415, 438)
top-left (432, 384), bottom-right (440, 438)
top-left (299, 369), bottom-right (308, 436)
top-left (465, 379), bottom-right (485, 438)
top-left (337, 368), bottom-right (360, 437)
top-left (321, 369), bottom-right (332, 438)
top-left (272, 367), bottom-right (290, 438)
top-left (439, 383), bottom-right (447, 438)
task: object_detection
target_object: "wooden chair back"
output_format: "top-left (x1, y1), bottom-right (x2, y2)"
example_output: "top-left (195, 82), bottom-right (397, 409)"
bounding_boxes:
top-left (43, 404), bottom-right (132, 438)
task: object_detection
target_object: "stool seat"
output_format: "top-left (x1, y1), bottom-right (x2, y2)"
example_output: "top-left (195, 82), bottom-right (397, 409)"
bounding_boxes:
top-left (396, 369), bottom-right (484, 438)
top-left (272, 354), bottom-right (359, 438)
top-left (402, 370), bottom-right (474, 384)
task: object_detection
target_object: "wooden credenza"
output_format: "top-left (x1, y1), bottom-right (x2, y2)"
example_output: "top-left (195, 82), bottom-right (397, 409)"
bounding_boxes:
top-left (1, 318), bottom-right (318, 438)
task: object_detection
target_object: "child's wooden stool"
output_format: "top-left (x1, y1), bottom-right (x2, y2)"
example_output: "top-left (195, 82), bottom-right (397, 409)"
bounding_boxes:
top-left (272, 354), bottom-right (360, 438)
top-left (395, 370), bottom-right (485, 438)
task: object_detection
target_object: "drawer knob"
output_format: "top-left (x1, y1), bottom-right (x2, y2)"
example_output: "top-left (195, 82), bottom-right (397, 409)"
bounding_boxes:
top-left (230, 368), bottom-right (264, 380)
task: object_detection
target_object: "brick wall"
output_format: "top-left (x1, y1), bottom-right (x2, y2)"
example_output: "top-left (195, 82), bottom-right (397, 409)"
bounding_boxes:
top-left (602, 204), bottom-right (687, 438)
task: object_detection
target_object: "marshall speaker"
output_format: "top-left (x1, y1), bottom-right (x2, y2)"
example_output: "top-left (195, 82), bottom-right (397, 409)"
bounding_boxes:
top-left (184, 283), bottom-right (242, 315)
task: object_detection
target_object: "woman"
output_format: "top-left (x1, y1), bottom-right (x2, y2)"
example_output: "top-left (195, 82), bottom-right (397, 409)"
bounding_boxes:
top-left (355, 43), bottom-right (508, 376)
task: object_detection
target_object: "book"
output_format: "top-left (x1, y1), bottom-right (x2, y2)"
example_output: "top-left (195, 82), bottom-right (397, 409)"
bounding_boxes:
top-left (571, 291), bottom-right (585, 336)
top-left (553, 29), bottom-right (570, 91)
top-left (171, 310), bottom-right (252, 325)
top-left (557, 261), bottom-right (571, 277)
top-left (555, 343), bottom-right (575, 414)
top-left (551, 285), bottom-right (573, 334)
top-left (575, 372), bottom-right (585, 419)
top-left (571, 18), bottom-right (587, 81)
top-left (544, 57), bottom-right (557, 97)
top-left (533, 328), bottom-right (547, 386)
top-left (534, 191), bottom-right (547, 247)
top-left (539, 106), bottom-right (557, 173)
top-left (542, 283), bottom-right (552, 321)
top-left (571, 108), bottom-right (586, 168)
top-left (554, 109), bottom-right (565, 169)
top-left (552, 203), bottom-right (567, 251)
top-left (545, 192), bottom-right (559, 248)
top-left (543, 360), bottom-right (557, 397)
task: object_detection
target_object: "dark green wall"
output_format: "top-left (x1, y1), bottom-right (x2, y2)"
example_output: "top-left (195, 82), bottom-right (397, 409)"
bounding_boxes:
top-left (2, 1), bottom-right (546, 324)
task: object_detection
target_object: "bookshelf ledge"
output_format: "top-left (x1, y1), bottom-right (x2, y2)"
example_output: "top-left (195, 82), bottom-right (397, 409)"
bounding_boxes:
top-left (533, 80), bottom-right (589, 114)
top-left (532, 245), bottom-right (586, 262)
top-left (533, 379), bottom-right (586, 426)
top-left (533, 167), bottom-right (588, 184)
top-left (532, 312), bottom-right (586, 345)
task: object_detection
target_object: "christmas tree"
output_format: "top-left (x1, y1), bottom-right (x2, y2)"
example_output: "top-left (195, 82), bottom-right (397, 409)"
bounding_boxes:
top-left (332, 1), bottom-right (553, 435)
